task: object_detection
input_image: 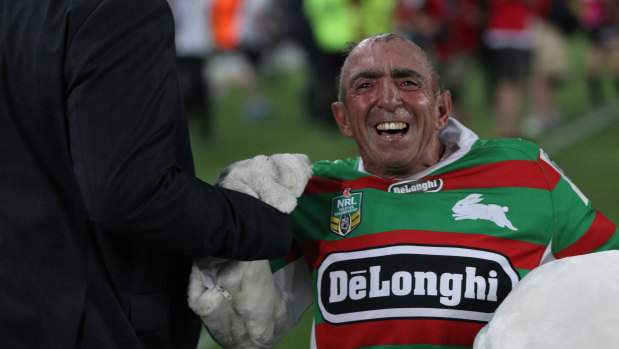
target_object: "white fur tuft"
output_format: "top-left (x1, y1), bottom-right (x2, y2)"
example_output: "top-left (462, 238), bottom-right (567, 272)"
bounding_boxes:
top-left (215, 153), bottom-right (312, 214)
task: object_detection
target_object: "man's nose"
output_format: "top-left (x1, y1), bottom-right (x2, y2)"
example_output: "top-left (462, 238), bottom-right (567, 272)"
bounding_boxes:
top-left (377, 81), bottom-right (402, 111)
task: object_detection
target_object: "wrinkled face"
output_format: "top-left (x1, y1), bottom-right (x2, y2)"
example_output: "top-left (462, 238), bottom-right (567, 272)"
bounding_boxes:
top-left (332, 38), bottom-right (450, 179)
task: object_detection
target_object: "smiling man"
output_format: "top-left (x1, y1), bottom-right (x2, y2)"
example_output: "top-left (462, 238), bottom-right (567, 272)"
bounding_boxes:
top-left (331, 33), bottom-right (450, 179)
top-left (194, 33), bottom-right (618, 349)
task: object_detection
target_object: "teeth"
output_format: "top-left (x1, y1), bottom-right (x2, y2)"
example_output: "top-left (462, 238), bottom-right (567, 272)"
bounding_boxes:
top-left (376, 122), bottom-right (407, 131)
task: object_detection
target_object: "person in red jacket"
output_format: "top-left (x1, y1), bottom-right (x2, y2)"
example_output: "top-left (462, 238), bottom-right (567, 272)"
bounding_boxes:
top-left (481, 0), bottom-right (538, 137)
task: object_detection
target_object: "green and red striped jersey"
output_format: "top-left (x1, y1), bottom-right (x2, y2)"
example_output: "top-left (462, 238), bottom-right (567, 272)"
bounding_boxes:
top-left (271, 119), bottom-right (617, 349)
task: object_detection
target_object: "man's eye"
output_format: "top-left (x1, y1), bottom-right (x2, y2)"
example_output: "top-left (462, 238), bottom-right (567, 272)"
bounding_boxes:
top-left (402, 80), bottom-right (420, 88)
top-left (358, 82), bottom-right (372, 89)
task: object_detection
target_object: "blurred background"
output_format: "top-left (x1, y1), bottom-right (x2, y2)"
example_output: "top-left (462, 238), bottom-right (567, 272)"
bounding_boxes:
top-left (166, 0), bottom-right (619, 347)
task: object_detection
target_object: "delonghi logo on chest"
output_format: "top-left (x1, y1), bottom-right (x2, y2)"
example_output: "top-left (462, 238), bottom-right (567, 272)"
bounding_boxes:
top-left (317, 245), bottom-right (519, 324)
top-left (388, 179), bottom-right (443, 193)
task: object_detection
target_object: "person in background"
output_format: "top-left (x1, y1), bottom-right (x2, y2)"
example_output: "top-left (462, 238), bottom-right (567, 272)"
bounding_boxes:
top-left (576, 0), bottom-right (619, 105)
top-left (192, 33), bottom-right (618, 349)
top-left (209, 0), bottom-right (277, 122)
top-left (0, 0), bottom-right (303, 347)
top-left (481, 0), bottom-right (537, 137)
top-left (169, 0), bottom-right (214, 138)
top-left (429, 0), bottom-right (484, 122)
top-left (521, 0), bottom-right (580, 137)
top-left (394, 0), bottom-right (444, 52)
top-left (302, 0), bottom-right (396, 128)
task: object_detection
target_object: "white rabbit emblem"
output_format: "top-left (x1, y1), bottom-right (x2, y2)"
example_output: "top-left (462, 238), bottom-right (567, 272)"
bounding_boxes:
top-left (452, 194), bottom-right (518, 231)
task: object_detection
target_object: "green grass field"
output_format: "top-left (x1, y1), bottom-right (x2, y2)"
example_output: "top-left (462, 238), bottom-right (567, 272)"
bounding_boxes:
top-left (191, 34), bottom-right (618, 349)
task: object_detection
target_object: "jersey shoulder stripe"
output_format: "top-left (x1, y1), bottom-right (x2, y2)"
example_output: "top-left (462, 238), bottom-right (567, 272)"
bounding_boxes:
top-left (315, 318), bottom-right (484, 348)
top-left (312, 157), bottom-right (362, 179)
top-left (425, 159), bottom-right (554, 191)
top-left (433, 138), bottom-right (540, 175)
top-left (305, 139), bottom-right (555, 194)
top-left (555, 211), bottom-right (617, 258)
top-left (299, 229), bottom-right (545, 272)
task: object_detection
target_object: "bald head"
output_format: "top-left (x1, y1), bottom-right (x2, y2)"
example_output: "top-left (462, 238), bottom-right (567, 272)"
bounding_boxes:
top-left (337, 33), bottom-right (442, 102)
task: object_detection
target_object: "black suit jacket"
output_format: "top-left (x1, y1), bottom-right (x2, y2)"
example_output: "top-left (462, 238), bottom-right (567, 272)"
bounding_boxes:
top-left (0, 0), bottom-right (293, 347)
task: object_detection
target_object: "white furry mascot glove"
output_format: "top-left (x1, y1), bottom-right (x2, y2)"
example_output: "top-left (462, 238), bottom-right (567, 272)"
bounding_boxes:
top-left (474, 250), bottom-right (619, 349)
top-left (187, 153), bottom-right (312, 349)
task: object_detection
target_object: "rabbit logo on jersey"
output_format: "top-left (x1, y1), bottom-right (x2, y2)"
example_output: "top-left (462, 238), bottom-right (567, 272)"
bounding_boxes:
top-left (452, 194), bottom-right (518, 231)
top-left (329, 188), bottom-right (362, 237)
top-left (317, 245), bottom-right (519, 324)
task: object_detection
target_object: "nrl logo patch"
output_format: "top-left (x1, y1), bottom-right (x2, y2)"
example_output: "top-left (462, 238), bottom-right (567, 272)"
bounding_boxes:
top-left (388, 179), bottom-right (443, 194)
top-left (329, 188), bottom-right (362, 237)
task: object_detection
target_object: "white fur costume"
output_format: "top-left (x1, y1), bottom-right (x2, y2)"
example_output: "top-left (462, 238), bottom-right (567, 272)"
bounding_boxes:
top-left (474, 250), bottom-right (619, 349)
top-left (187, 153), bottom-right (312, 348)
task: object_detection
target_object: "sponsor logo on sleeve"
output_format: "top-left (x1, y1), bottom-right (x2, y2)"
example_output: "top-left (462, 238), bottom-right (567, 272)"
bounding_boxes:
top-left (317, 245), bottom-right (519, 324)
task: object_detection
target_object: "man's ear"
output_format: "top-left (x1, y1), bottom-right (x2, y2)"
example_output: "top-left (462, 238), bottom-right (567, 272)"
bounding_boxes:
top-left (435, 90), bottom-right (451, 131)
top-left (331, 102), bottom-right (353, 138)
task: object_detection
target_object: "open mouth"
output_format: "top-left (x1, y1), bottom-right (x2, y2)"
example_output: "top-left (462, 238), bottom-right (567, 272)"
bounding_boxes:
top-left (376, 122), bottom-right (409, 135)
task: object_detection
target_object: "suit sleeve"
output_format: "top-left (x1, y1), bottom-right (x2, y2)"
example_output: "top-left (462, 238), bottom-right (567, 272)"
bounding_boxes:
top-left (63, 0), bottom-right (291, 260)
